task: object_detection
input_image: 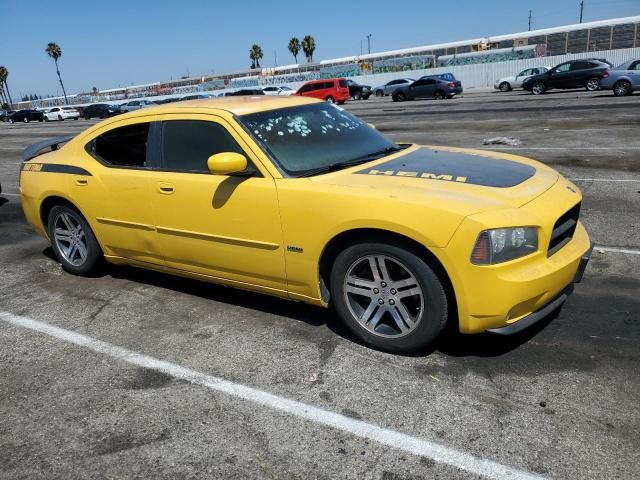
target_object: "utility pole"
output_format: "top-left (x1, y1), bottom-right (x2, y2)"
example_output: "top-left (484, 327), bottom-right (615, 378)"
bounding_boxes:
top-left (366, 34), bottom-right (372, 54)
top-left (528, 10), bottom-right (532, 31)
top-left (579, 1), bottom-right (584, 23)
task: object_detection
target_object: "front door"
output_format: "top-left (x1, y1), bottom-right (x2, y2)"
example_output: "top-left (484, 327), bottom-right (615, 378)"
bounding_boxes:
top-left (149, 115), bottom-right (287, 292)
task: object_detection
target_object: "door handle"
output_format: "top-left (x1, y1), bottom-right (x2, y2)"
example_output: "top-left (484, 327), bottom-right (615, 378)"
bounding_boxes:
top-left (75, 177), bottom-right (88, 186)
top-left (158, 182), bottom-right (174, 194)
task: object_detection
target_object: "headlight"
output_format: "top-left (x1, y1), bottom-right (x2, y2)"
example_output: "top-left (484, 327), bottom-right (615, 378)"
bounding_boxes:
top-left (471, 227), bottom-right (538, 265)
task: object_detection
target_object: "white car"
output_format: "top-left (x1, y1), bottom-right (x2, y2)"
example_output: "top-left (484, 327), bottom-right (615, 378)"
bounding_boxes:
top-left (44, 106), bottom-right (80, 121)
top-left (262, 86), bottom-right (295, 96)
top-left (494, 66), bottom-right (552, 92)
top-left (119, 99), bottom-right (157, 112)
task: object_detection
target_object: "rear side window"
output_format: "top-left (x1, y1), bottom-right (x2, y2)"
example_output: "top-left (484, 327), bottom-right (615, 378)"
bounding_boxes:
top-left (93, 123), bottom-right (150, 168)
top-left (298, 84), bottom-right (312, 93)
top-left (632, 61), bottom-right (640, 71)
top-left (161, 120), bottom-right (244, 173)
top-left (338, 79), bottom-right (347, 88)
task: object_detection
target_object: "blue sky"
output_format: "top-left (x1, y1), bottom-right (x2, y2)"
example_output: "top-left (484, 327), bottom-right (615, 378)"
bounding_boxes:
top-left (1, 0), bottom-right (638, 97)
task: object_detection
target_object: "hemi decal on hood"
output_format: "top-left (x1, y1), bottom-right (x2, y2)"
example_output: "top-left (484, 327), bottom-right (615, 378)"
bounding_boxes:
top-left (356, 147), bottom-right (535, 188)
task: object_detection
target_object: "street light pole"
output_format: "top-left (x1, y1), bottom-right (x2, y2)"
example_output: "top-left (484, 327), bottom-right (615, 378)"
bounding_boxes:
top-left (366, 34), bottom-right (372, 54)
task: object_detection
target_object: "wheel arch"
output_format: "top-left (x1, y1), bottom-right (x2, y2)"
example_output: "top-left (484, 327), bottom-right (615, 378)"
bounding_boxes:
top-left (39, 194), bottom-right (90, 238)
top-left (317, 228), bottom-right (457, 319)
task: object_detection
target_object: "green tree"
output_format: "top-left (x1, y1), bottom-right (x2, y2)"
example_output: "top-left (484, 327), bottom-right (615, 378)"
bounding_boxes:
top-left (45, 42), bottom-right (69, 104)
top-left (249, 44), bottom-right (263, 69)
top-left (302, 35), bottom-right (316, 63)
top-left (0, 65), bottom-right (14, 108)
top-left (288, 37), bottom-right (301, 63)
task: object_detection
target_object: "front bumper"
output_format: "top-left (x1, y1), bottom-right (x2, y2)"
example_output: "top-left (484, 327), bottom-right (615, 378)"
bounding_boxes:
top-left (487, 243), bottom-right (592, 335)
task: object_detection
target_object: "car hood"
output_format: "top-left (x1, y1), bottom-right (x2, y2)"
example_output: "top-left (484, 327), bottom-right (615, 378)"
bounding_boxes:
top-left (309, 144), bottom-right (559, 215)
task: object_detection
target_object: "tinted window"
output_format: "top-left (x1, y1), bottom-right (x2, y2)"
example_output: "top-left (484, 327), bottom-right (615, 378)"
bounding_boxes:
top-left (555, 63), bottom-right (571, 73)
top-left (632, 61), bottom-right (640, 71)
top-left (570, 61), bottom-right (589, 71)
top-left (93, 123), bottom-right (150, 168)
top-left (338, 80), bottom-right (348, 88)
top-left (387, 80), bottom-right (399, 86)
top-left (298, 84), bottom-right (312, 93)
top-left (519, 69), bottom-right (532, 76)
top-left (161, 120), bottom-right (244, 173)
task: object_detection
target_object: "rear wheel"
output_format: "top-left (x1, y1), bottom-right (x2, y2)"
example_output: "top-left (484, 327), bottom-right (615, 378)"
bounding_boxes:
top-left (375, 90), bottom-right (383, 97)
top-left (393, 92), bottom-right (406, 102)
top-left (58, 115), bottom-right (63, 121)
top-left (326, 96), bottom-right (335, 104)
top-left (499, 82), bottom-right (511, 92)
top-left (585, 77), bottom-right (600, 92)
top-left (23, 117), bottom-right (29, 123)
top-left (330, 243), bottom-right (448, 353)
top-left (9, 118), bottom-right (14, 124)
top-left (353, 91), bottom-right (362, 100)
top-left (48, 205), bottom-right (102, 276)
top-left (613, 80), bottom-right (632, 97)
top-left (434, 90), bottom-right (445, 100)
top-left (531, 81), bottom-right (546, 95)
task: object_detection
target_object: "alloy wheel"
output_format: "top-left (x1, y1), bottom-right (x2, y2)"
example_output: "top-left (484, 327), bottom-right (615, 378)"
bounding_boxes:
top-left (53, 211), bottom-right (88, 267)
top-left (586, 78), bottom-right (600, 91)
top-left (532, 82), bottom-right (545, 95)
top-left (614, 81), bottom-right (631, 97)
top-left (343, 254), bottom-right (425, 338)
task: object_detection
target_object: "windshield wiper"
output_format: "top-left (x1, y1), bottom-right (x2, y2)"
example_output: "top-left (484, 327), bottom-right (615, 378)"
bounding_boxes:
top-left (297, 146), bottom-right (404, 178)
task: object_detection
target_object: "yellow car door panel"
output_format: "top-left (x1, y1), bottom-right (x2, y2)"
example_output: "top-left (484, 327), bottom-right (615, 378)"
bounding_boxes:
top-left (149, 116), bottom-right (286, 290)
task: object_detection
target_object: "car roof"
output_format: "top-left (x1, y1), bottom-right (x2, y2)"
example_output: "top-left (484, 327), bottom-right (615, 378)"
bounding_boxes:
top-left (113, 95), bottom-right (322, 117)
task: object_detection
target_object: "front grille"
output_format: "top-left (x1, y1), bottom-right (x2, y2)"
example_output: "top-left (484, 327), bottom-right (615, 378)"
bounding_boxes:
top-left (548, 202), bottom-right (581, 256)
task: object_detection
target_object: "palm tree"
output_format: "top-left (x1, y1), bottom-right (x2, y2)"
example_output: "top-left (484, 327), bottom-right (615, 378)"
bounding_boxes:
top-left (0, 66), bottom-right (13, 108)
top-left (249, 44), bottom-right (264, 69)
top-left (45, 42), bottom-right (69, 104)
top-left (288, 37), bottom-right (301, 63)
top-left (302, 35), bottom-right (316, 63)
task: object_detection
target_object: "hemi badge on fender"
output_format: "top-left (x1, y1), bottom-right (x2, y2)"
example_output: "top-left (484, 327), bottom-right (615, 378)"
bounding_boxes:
top-left (287, 246), bottom-right (304, 253)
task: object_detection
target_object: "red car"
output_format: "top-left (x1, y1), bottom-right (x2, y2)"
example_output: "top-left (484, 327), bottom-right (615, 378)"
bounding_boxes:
top-left (295, 78), bottom-right (351, 104)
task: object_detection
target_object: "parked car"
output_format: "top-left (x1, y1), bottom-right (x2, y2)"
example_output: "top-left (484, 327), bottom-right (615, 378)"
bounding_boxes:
top-left (392, 75), bottom-right (463, 101)
top-left (83, 103), bottom-right (122, 120)
top-left (119, 99), bottom-right (157, 112)
top-left (44, 106), bottom-right (80, 121)
top-left (522, 59), bottom-right (610, 95)
top-left (345, 79), bottom-right (372, 100)
top-left (373, 78), bottom-right (415, 97)
top-left (8, 109), bottom-right (44, 124)
top-left (599, 59), bottom-right (640, 96)
top-left (262, 86), bottom-right (295, 96)
top-left (180, 94), bottom-right (217, 100)
top-left (295, 78), bottom-right (351, 104)
top-left (0, 110), bottom-right (16, 122)
top-left (19, 96), bottom-right (591, 353)
top-left (494, 66), bottom-right (552, 92)
top-left (228, 89), bottom-right (265, 96)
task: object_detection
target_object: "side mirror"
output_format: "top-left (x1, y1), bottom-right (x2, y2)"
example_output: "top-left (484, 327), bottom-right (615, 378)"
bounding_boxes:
top-left (207, 152), bottom-right (249, 176)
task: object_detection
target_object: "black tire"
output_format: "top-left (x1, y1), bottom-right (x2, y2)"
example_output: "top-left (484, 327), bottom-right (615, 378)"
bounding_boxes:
top-left (585, 77), bottom-right (600, 92)
top-left (434, 90), bottom-right (445, 100)
top-left (353, 91), bottom-right (362, 100)
top-left (47, 204), bottom-right (102, 276)
top-left (330, 242), bottom-right (448, 354)
top-left (44, 116), bottom-right (49, 122)
top-left (531, 81), bottom-right (546, 95)
top-left (375, 90), bottom-right (383, 97)
top-left (326, 96), bottom-right (335, 104)
top-left (362, 94), bottom-right (370, 100)
top-left (499, 82), bottom-right (511, 92)
top-left (613, 80), bottom-right (632, 97)
top-left (58, 115), bottom-right (63, 121)
top-left (394, 92), bottom-right (406, 102)
top-left (337, 100), bottom-right (346, 105)
top-left (9, 118), bottom-right (14, 124)
top-left (23, 117), bottom-right (29, 123)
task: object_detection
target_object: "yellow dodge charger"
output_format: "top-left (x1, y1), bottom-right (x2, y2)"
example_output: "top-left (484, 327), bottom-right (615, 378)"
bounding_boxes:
top-left (19, 96), bottom-right (591, 353)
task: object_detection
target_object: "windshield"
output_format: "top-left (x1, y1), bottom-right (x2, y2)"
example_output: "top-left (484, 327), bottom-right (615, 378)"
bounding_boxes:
top-left (239, 103), bottom-right (399, 176)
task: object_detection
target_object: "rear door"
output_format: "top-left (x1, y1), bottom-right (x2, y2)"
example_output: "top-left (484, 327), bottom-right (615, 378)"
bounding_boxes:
top-left (631, 61), bottom-right (640, 88)
top-left (568, 61), bottom-right (592, 87)
top-left (514, 69), bottom-right (532, 88)
top-left (408, 79), bottom-right (434, 98)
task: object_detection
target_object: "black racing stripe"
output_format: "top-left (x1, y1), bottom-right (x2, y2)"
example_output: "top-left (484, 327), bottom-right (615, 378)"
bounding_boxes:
top-left (356, 147), bottom-right (535, 188)
top-left (40, 164), bottom-right (92, 176)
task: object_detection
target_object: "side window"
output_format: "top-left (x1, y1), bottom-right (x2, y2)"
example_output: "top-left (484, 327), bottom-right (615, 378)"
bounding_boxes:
top-left (338, 79), bottom-right (348, 88)
top-left (425, 79), bottom-right (436, 85)
top-left (92, 122), bottom-right (150, 168)
top-left (519, 69), bottom-right (531, 76)
top-left (632, 61), bottom-right (640, 71)
top-left (570, 62), bottom-right (588, 71)
top-left (388, 80), bottom-right (399, 86)
top-left (161, 120), bottom-right (244, 173)
top-left (299, 84), bottom-right (311, 93)
top-left (555, 63), bottom-right (571, 73)
top-left (412, 79), bottom-right (426, 87)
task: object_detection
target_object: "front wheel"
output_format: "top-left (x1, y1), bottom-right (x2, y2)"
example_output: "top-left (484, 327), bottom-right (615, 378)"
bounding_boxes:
top-left (585, 77), bottom-right (600, 92)
top-left (330, 243), bottom-right (448, 353)
top-left (48, 205), bottom-right (103, 276)
top-left (531, 81), bottom-right (546, 95)
top-left (613, 80), bottom-right (631, 97)
top-left (325, 96), bottom-right (335, 104)
top-left (499, 82), bottom-right (511, 92)
top-left (375, 90), bottom-right (383, 97)
top-left (393, 92), bottom-right (406, 102)
top-left (353, 91), bottom-right (362, 100)
top-left (433, 90), bottom-right (445, 100)
top-left (23, 117), bottom-right (29, 123)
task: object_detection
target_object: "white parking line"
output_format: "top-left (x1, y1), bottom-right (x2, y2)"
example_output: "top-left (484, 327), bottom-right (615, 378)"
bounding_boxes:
top-left (1, 192), bottom-right (20, 196)
top-left (0, 311), bottom-right (545, 480)
top-left (571, 178), bottom-right (640, 183)
top-left (596, 246), bottom-right (640, 256)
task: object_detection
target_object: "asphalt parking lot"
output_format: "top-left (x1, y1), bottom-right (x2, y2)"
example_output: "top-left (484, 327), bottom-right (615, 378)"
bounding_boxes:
top-left (1, 89), bottom-right (639, 479)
